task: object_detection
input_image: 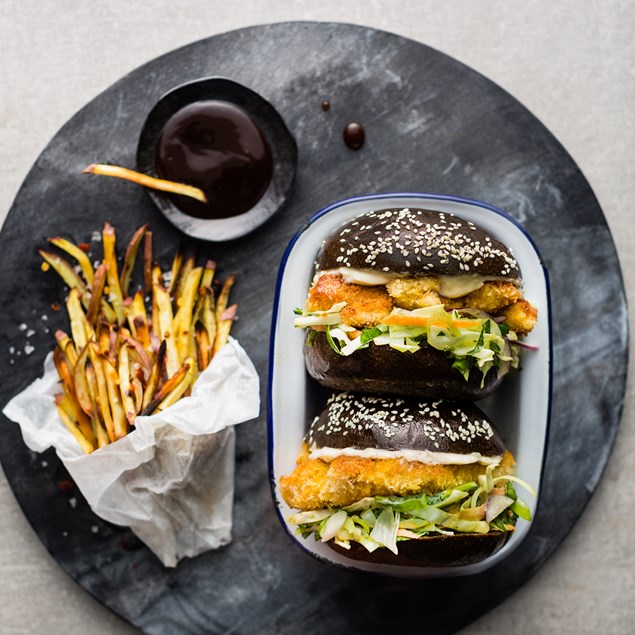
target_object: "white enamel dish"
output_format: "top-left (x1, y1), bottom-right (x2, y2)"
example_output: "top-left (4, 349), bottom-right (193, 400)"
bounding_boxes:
top-left (268, 193), bottom-right (552, 578)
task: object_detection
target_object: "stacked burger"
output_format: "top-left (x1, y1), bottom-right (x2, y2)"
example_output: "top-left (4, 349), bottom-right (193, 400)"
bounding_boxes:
top-left (280, 208), bottom-right (537, 566)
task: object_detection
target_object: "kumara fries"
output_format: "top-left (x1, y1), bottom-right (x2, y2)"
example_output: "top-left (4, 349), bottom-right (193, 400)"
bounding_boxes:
top-left (41, 223), bottom-right (237, 453)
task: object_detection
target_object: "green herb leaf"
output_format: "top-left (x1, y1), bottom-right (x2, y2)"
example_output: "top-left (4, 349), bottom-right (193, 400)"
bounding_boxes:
top-left (452, 356), bottom-right (474, 380)
top-left (325, 325), bottom-right (346, 356)
top-left (510, 498), bottom-right (532, 521)
top-left (376, 493), bottom-right (428, 512)
top-left (360, 326), bottom-right (383, 344)
top-left (425, 491), bottom-right (448, 506)
top-left (490, 515), bottom-right (516, 532)
top-left (467, 320), bottom-right (489, 356)
top-left (306, 330), bottom-right (317, 346)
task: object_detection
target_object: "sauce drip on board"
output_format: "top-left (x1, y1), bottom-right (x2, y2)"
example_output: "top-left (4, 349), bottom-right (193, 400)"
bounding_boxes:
top-left (321, 100), bottom-right (331, 111)
top-left (343, 122), bottom-right (365, 150)
top-left (155, 100), bottom-right (273, 219)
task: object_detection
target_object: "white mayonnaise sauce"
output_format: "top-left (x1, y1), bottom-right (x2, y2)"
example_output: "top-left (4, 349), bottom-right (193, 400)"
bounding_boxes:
top-left (317, 268), bottom-right (518, 298)
top-left (309, 446), bottom-right (503, 466)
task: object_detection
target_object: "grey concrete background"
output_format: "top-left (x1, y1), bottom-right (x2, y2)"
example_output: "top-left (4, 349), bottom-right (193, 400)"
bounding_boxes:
top-left (0, 1), bottom-right (632, 633)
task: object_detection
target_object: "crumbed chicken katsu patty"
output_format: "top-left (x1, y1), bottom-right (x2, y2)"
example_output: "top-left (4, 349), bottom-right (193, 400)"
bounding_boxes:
top-left (280, 392), bottom-right (515, 509)
top-left (280, 444), bottom-right (515, 509)
top-left (306, 272), bottom-right (537, 334)
top-left (281, 393), bottom-right (533, 566)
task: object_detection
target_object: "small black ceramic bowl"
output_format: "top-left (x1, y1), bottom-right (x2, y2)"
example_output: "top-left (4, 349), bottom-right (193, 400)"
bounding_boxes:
top-left (137, 77), bottom-right (297, 241)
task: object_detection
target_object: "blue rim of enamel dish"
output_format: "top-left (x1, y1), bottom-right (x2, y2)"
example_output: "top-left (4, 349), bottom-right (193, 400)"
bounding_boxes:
top-left (266, 191), bottom-right (553, 571)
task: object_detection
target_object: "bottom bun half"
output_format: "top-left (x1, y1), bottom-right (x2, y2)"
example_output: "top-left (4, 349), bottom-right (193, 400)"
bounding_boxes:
top-left (305, 332), bottom-right (503, 401)
top-left (328, 530), bottom-right (512, 567)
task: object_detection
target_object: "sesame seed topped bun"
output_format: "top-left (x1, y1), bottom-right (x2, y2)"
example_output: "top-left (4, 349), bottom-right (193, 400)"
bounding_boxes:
top-left (280, 393), bottom-right (528, 568)
top-left (294, 207), bottom-right (538, 401)
top-left (307, 392), bottom-right (506, 458)
top-left (316, 207), bottom-right (520, 279)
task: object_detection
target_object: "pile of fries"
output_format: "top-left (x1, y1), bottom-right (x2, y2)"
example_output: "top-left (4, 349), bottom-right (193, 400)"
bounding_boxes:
top-left (40, 223), bottom-right (236, 454)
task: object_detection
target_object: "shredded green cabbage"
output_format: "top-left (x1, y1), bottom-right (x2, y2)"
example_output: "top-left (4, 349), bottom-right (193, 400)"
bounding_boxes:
top-left (370, 508), bottom-right (400, 554)
top-left (289, 477), bottom-right (534, 554)
top-left (294, 303), bottom-right (517, 383)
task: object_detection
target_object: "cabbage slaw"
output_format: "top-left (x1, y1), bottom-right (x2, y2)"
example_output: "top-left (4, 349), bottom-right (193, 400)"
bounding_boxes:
top-left (294, 303), bottom-right (517, 384)
top-left (288, 467), bottom-right (535, 554)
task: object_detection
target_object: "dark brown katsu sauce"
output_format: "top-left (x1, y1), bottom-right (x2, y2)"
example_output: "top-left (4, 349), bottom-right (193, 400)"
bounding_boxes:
top-left (343, 122), bottom-right (365, 150)
top-left (155, 100), bottom-right (273, 219)
top-left (321, 100), bottom-right (330, 111)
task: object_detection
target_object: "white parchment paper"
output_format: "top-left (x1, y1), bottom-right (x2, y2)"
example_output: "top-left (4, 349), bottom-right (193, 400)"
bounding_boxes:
top-left (3, 336), bottom-right (260, 567)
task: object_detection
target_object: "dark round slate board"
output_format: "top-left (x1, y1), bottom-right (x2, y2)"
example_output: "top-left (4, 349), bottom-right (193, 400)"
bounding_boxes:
top-left (0, 22), bottom-right (628, 635)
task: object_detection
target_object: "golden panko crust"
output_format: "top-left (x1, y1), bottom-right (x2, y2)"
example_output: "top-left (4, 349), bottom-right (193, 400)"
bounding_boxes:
top-left (306, 273), bottom-right (393, 328)
top-left (280, 447), bottom-right (515, 510)
top-left (386, 277), bottom-right (441, 310)
top-left (501, 299), bottom-right (538, 335)
top-left (306, 274), bottom-right (537, 334)
top-left (464, 282), bottom-right (522, 314)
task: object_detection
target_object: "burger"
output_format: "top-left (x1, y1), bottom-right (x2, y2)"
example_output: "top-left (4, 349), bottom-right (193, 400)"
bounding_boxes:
top-left (280, 392), bottom-right (534, 567)
top-left (294, 208), bottom-right (538, 400)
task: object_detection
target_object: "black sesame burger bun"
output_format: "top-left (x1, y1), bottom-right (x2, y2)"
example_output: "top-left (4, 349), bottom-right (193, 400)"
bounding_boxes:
top-left (330, 531), bottom-right (512, 567)
top-left (307, 392), bottom-right (507, 457)
top-left (316, 207), bottom-right (520, 279)
top-left (295, 393), bottom-right (514, 568)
